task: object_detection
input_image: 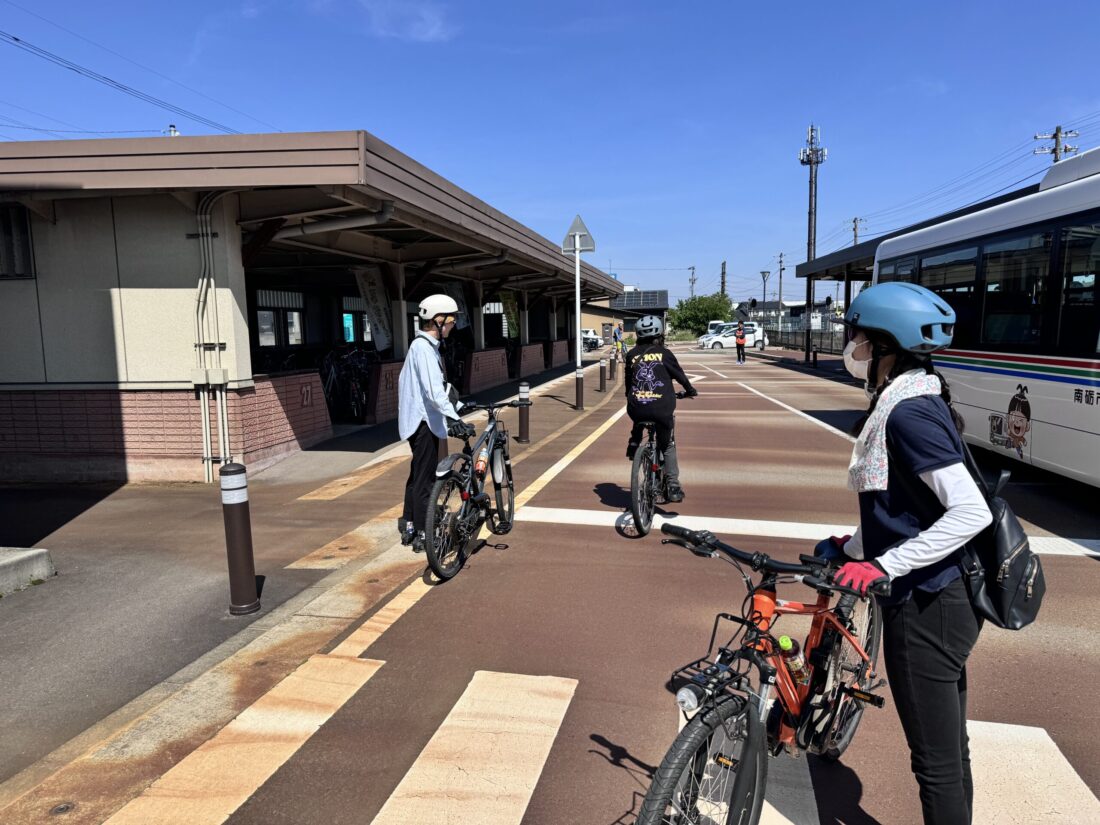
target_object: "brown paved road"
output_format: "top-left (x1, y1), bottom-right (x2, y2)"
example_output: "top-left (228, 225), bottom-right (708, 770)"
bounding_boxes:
top-left (8, 346), bottom-right (1099, 824)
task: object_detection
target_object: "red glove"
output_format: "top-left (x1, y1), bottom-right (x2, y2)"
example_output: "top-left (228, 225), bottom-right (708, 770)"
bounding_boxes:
top-left (835, 561), bottom-right (888, 596)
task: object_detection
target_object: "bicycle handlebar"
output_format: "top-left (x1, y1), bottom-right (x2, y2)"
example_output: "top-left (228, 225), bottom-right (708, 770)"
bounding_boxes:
top-left (659, 522), bottom-right (891, 599)
top-left (461, 399), bottom-right (532, 413)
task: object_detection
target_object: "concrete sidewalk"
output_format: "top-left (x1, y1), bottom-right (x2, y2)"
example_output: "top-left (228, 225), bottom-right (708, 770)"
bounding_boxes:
top-left (0, 352), bottom-right (625, 795)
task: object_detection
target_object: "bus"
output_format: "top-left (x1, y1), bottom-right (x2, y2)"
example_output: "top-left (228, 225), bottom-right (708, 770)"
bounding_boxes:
top-left (873, 147), bottom-right (1100, 487)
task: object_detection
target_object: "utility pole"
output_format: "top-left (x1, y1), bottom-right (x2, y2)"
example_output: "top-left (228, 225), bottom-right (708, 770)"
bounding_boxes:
top-left (799, 124), bottom-right (827, 360)
top-left (777, 252), bottom-right (785, 330)
top-left (1034, 125), bottom-right (1078, 163)
top-left (689, 265), bottom-right (697, 298)
top-left (852, 217), bottom-right (865, 246)
top-left (720, 260), bottom-right (727, 298)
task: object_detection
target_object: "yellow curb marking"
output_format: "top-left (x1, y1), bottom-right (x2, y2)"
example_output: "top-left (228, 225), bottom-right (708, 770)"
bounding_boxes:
top-left (330, 577), bottom-right (434, 658)
top-left (103, 655), bottom-right (383, 825)
top-left (369, 671), bottom-right (578, 825)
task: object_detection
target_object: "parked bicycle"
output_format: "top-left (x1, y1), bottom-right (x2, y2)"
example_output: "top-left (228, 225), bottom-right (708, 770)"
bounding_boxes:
top-left (636, 522), bottom-right (890, 825)
top-left (424, 398), bottom-right (530, 580)
top-left (629, 391), bottom-right (692, 536)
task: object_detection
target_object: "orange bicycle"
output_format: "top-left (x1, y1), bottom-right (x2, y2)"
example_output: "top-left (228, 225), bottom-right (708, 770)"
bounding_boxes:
top-left (636, 523), bottom-right (891, 825)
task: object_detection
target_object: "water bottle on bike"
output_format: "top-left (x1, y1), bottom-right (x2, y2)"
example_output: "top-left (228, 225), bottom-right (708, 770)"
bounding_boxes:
top-left (778, 635), bottom-right (811, 686)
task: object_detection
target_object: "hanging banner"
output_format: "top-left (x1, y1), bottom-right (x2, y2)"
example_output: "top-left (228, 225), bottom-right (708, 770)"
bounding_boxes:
top-left (354, 267), bottom-right (393, 351)
top-left (500, 289), bottom-right (520, 339)
top-left (442, 283), bottom-right (471, 329)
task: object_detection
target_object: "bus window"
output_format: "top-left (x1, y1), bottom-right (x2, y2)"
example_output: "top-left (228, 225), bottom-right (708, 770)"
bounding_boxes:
top-left (921, 247), bottom-right (979, 347)
top-left (980, 231), bottom-right (1052, 347)
top-left (1058, 223), bottom-right (1100, 355)
top-left (878, 261), bottom-right (896, 282)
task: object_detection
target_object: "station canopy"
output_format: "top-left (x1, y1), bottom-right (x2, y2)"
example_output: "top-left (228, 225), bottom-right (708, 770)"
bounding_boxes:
top-left (0, 130), bottom-right (623, 302)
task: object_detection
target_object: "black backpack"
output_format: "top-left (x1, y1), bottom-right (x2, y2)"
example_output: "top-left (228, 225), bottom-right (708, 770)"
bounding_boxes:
top-left (888, 440), bottom-right (1044, 630)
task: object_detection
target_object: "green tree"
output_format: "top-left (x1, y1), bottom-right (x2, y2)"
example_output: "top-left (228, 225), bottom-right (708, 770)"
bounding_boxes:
top-left (667, 292), bottom-right (732, 336)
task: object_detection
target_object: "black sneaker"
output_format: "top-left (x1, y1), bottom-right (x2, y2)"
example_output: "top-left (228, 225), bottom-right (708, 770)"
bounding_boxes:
top-left (626, 442), bottom-right (639, 460)
top-left (411, 530), bottom-right (427, 554)
top-left (665, 482), bottom-right (685, 503)
top-left (400, 524), bottom-right (416, 546)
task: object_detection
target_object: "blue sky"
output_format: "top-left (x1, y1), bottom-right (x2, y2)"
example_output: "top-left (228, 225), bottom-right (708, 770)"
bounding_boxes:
top-left (3, 0), bottom-right (1100, 303)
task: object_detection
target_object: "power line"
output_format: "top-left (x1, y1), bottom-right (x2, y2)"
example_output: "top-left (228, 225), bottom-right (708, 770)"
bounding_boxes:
top-left (0, 29), bottom-right (241, 134)
top-left (0, 0), bottom-right (280, 132)
top-left (0, 123), bottom-right (159, 135)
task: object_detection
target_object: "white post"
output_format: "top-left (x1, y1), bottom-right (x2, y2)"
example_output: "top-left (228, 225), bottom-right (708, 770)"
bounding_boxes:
top-left (574, 235), bottom-right (582, 370)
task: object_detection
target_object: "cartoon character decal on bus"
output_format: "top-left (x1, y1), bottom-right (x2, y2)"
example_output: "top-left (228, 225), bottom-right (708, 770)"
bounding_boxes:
top-left (989, 385), bottom-right (1031, 459)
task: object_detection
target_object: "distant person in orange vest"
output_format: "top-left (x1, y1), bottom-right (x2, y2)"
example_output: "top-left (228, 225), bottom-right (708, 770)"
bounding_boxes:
top-left (734, 321), bottom-right (747, 365)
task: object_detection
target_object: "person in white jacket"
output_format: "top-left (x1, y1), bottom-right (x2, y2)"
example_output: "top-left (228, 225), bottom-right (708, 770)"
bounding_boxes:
top-left (398, 294), bottom-right (474, 552)
top-left (818, 282), bottom-right (992, 825)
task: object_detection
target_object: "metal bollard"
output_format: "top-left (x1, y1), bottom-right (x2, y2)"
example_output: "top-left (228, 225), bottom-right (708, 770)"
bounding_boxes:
top-left (609, 351), bottom-right (617, 381)
top-left (812, 348), bottom-right (819, 369)
top-left (219, 463), bottom-right (260, 615)
top-left (599, 358), bottom-right (607, 392)
top-left (517, 381), bottom-right (531, 443)
top-left (575, 368), bottom-right (584, 411)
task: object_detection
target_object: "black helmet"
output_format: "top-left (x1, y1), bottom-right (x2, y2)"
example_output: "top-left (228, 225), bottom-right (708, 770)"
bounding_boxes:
top-left (636, 315), bottom-right (664, 337)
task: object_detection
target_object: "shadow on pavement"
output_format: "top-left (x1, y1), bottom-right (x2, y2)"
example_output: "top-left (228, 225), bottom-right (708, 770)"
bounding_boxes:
top-left (594, 482), bottom-right (631, 510)
top-left (0, 483), bottom-right (121, 547)
top-left (807, 754), bottom-right (884, 825)
top-left (588, 733), bottom-right (655, 824)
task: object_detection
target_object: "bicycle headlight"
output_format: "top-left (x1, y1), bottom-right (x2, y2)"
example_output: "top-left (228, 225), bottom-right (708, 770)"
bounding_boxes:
top-left (676, 684), bottom-right (706, 713)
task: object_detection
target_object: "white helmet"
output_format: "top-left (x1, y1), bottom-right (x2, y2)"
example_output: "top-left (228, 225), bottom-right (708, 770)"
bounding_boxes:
top-left (418, 293), bottom-right (460, 321)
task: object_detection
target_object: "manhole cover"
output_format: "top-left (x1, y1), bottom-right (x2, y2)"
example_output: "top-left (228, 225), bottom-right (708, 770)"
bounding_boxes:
top-left (51, 802), bottom-right (75, 815)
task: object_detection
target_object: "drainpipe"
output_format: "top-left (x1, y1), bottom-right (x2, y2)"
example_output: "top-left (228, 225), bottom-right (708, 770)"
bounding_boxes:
top-left (270, 201), bottom-right (393, 240)
top-left (194, 190), bottom-right (237, 482)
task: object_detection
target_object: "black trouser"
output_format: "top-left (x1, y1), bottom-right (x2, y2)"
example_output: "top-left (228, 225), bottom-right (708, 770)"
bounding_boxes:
top-left (881, 577), bottom-right (982, 825)
top-left (401, 421), bottom-right (440, 534)
top-left (735, 343), bottom-right (745, 362)
top-left (629, 417), bottom-right (679, 483)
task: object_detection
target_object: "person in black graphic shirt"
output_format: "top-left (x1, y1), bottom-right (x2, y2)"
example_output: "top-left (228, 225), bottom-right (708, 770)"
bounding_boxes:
top-left (624, 315), bottom-right (696, 502)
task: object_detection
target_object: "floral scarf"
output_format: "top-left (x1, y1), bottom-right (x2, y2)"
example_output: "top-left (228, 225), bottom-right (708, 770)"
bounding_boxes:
top-left (848, 370), bottom-right (942, 492)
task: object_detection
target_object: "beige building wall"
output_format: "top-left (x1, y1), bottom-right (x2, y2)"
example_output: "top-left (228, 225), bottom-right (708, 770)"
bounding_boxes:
top-left (0, 278), bottom-right (46, 382)
top-left (0, 194), bottom-right (253, 389)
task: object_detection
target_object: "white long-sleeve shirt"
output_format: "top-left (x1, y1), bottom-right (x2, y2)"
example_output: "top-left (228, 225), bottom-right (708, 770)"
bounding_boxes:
top-left (845, 462), bottom-right (992, 579)
top-left (398, 332), bottom-right (460, 440)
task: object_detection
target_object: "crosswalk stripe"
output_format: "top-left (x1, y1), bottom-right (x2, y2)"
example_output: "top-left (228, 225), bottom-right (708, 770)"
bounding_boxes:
top-left (969, 720), bottom-right (1100, 823)
top-left (297, 455), bottom-right (409, 501)
top-left (103, 655), bottom-right (383, 825)
top-left (369, 671), bottom-right (578, 825)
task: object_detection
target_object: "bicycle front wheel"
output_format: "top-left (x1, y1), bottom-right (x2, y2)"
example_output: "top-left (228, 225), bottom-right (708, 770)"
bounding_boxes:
top-left (630, 444), bottom-right (656, 535)
top-left (424, 475), bottom-right (470, 580)
top-left (637, 695), bottom-right (768, 825)
top-left (487, 442), bottom-right (514, 535)
top-left (820, 594), bottom-right (883, 760)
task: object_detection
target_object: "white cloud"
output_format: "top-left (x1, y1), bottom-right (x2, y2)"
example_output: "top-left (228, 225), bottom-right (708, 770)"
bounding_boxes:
top-left (357, 0), bottom-right (456, 43)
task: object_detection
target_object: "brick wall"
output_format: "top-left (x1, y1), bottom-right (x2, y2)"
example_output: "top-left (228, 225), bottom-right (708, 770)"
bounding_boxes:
top-left (466, 348), bottom-right (509, 394)
top-left (550, 340), bottom-right (569, 368)
top-left (366, 361), bottom-right (403, 425)
top-left (0, 372), bottom-right (332, 482)
top-left (232, 372), bottom-right (332, 466)
top-left (517, 343), bottom-right (544, 379)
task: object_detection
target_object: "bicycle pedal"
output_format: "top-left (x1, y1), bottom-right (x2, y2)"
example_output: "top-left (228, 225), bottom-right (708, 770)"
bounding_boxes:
top-left (838, 684), bottom-right (886, 708)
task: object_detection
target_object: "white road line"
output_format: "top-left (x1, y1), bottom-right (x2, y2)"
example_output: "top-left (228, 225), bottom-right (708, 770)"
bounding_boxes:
top-left (516, 506), bottom-right (853, 540)
top-left (369, 671), bottom-right (578, 825)
top-left (516, 506), bottom-right (1100, 558)
top-left (969, 720), bottom-right (1100, 824)
top-left (739, 382), bottom-right (856, 443)
top-left (1029, 536), bottom-right (1100, 558)
top-left (699, 362), bottom-right (729, 379)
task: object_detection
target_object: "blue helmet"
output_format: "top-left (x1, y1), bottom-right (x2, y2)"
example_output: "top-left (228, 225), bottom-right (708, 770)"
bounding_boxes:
top-left (844, 282), bottom-right (955, 354)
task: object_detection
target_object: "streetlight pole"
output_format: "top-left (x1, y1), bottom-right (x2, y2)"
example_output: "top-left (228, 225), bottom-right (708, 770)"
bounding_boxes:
top-left (760, 270), bottom-right (771, 317)
top-left (562, 215), bottom-right (595, 412)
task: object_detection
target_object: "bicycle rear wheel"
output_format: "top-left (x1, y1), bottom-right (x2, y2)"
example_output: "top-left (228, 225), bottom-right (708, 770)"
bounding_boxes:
top-left (637, 695), bottom-right (767, 825)
top-left (630, 443), bottom-right (656, 535)
top-left (424, 475), bottom-right (471, 580)
top-left (487, 441), bottom-right (514, 535)
top-left (817, 595), bottom-right (883, 760)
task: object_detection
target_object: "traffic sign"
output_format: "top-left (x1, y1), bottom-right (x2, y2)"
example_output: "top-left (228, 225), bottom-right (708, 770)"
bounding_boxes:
top-left (561, 215), bottom-right (595, 253)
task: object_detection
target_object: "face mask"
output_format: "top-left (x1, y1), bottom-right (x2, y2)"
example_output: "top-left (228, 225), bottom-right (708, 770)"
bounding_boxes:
top-left (843, 340), bottom-right (870, 380)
